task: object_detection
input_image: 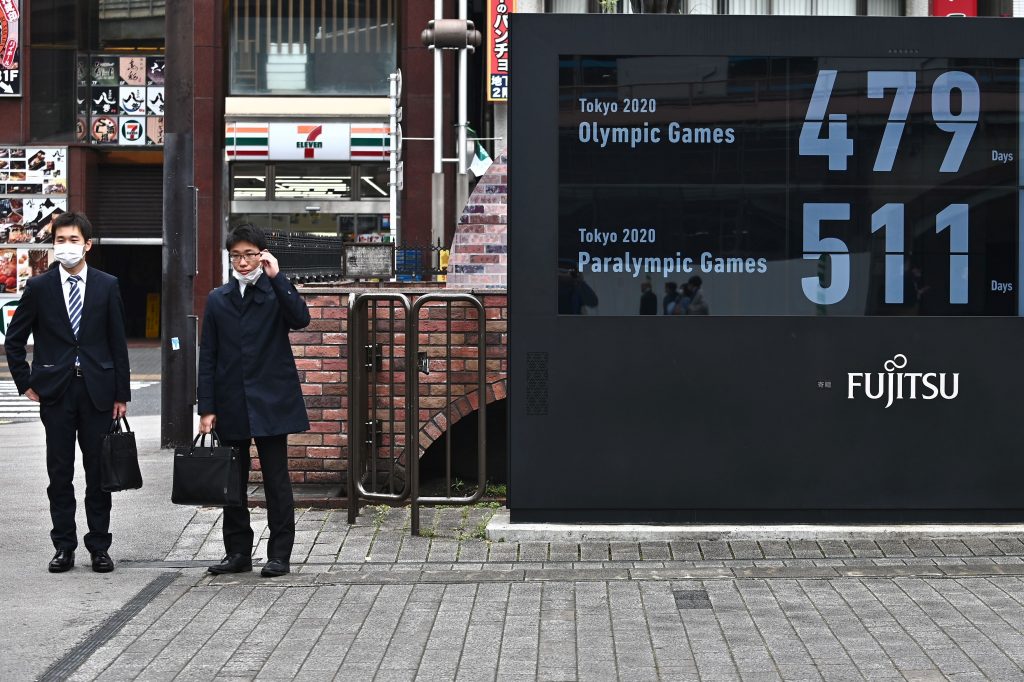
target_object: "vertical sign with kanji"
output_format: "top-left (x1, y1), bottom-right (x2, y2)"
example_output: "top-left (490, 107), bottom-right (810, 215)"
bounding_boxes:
top-left (487, 0), bottom-right (513, 102)
top-left (0, 0), bottom-right (20, 97)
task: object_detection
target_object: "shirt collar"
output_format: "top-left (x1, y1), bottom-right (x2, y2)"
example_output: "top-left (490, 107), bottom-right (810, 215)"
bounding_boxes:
top-left (60, 263), bottom-right (88, 285)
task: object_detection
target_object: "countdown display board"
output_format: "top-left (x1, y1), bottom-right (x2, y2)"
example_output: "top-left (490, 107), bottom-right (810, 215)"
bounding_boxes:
top-left (560, 56), bottom-right (1018, 316)
top-left (510, 16), bottom-right (1024, 522)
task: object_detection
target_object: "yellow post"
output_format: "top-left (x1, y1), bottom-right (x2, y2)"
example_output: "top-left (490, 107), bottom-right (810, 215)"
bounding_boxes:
top-left (145, 293), bottom-right (161, 339)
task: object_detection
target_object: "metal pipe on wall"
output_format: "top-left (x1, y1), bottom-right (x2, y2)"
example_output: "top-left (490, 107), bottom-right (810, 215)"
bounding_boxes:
top-left (431, 0), bottom-right (445, 251)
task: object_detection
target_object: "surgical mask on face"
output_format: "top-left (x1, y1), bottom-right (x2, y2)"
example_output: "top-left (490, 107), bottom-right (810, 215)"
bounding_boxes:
top-left (54, 244), bottom-right (85, 269)
top-left (232, 265), bottom-right (263, 285)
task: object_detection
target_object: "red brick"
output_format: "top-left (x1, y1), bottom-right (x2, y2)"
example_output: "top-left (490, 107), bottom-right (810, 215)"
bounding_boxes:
top-left (295, 359), bottom-right (323, 371)
top-left (307, 320), bottom-right (342, 332)
top-left (492, 381), bottom-right (507, 400)
top-left (307, 447), bottom-right (339, 459)
top-left (289, 433), bottom-right (323, 446)
top-left (306, 471), bottom-right (342, 483)
top-left (304, 346), bottom-right (341, 358)
top-left (306, 371), bottom-right (343, 383)
top-left (290, 332), bottom-right (323, 344)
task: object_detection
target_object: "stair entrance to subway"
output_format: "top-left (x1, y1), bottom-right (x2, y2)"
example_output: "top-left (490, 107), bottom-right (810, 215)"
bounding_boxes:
top-left (346, 293), bottom-right (493, 536)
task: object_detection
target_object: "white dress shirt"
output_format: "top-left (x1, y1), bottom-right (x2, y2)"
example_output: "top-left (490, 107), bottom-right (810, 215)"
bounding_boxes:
top-left (60, 263), bottom-right (88, 322)
top-left (60, 264), bottom-right (87, 367)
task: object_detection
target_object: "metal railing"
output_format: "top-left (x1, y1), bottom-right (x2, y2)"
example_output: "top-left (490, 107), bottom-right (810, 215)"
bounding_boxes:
top-left (266, 232), bottom-right (449, 283)
top-left (346, 292), bottom-right (487, 535)
top-left (409, 294), bottom-right (487, 536)
top-left (266, 231), bottom-right (345, 283)
top-left (346, 293), bottom-right (412, 520)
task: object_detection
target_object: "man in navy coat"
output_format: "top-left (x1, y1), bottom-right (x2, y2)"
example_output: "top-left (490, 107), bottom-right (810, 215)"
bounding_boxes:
top-left (198, 224), bottom-right (310, 578)
top-left (4, 212), bottom-right (130, 573)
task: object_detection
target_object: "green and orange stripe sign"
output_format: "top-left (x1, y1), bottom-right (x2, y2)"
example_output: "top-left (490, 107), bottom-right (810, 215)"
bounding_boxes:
top-left (225, 123), bottom-right (269, 158)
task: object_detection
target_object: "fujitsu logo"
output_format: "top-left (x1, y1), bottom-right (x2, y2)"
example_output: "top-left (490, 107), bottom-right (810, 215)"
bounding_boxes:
top-left (847, 354), bottom-right (959, 408)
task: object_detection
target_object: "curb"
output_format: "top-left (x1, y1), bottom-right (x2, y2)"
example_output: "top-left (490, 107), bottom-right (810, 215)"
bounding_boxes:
top-left (485, 510), bottom-right (1024, 542)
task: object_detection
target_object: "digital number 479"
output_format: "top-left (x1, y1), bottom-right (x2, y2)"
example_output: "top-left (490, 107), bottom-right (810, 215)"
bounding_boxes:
top-left (799, 70), bottom-right (979, 172)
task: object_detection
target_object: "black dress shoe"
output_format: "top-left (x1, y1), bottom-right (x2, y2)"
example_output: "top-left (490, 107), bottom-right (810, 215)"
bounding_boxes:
top-left (48, 549), bottom-right (75, 573)
top-left (91, 550), bottom-right (114, 573)
top-left (208, 553), bottom-right (252, 575)
top-left (261, 558), bottom-right (290, 577)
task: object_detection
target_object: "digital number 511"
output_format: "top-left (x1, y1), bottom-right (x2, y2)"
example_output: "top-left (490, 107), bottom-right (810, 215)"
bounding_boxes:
top-left (803, 203), bottom-right (968, 306)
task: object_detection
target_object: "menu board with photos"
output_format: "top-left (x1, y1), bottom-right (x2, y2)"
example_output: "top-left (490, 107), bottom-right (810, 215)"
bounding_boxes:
top-left (76, 54), bottom-right (164, 146)
top-left (0, 146), bottom-right (63, 295)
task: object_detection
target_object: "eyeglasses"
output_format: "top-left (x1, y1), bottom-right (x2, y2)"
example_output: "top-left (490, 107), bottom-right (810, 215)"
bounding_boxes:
top-left (229, 252), bottom-right (261, 262)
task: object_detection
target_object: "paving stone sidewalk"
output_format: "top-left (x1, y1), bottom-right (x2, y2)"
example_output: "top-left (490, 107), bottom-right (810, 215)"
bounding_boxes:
top-left (58, 507), bottom-right (1024, 681)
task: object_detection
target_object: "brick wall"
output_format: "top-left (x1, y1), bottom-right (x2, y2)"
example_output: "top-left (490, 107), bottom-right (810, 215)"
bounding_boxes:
top-left (446, 151), bottom-right (508, 289)
top-left (251, 288), bottom-right (508, 485)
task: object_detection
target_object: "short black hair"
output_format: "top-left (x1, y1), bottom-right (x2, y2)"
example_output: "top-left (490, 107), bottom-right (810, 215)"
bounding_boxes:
top-left (52, 212), bottom-right (93, 240)
top-left (226, 223), bottom-right (267, 251)
top-left (687, 275), bottom-right (703, 288)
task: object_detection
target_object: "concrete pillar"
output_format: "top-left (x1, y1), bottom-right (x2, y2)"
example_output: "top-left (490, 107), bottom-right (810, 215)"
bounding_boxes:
top-left (906, 0), bottom-right (930, 15)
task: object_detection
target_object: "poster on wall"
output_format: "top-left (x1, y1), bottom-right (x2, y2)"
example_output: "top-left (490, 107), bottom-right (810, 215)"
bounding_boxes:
top-left (0, 0), bottom-right (20, 97)
top-left (0, 146), bottom-right (63, 303)
top-left (78, 53), bottom-right (164, 146)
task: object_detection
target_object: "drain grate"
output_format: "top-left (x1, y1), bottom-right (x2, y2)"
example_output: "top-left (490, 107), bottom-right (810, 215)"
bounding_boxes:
top-left (674, 589), bottom-right (713, 610)
top-left (38, 571), bottom-right (179, 681)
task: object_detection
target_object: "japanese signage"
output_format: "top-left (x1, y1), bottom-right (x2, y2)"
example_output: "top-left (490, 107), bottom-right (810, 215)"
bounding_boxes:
top-left (77, 54), bottom-right (165, 146)
top-left (487, 0), bottom-right (513, 102)
top-left (0, 146), bottom-right (64, 301)
top-left (0, 0), bottom-right (20, 97)
top-left (226, 122), bottom-right (389, 161)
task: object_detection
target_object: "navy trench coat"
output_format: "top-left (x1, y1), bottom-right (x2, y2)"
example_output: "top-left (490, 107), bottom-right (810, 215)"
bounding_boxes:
top-left (197, 272), bottom-right (311, 440)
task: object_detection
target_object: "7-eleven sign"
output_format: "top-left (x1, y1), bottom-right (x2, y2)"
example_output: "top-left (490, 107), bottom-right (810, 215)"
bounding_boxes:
top-left (269, 122), bottom-right (350, 160)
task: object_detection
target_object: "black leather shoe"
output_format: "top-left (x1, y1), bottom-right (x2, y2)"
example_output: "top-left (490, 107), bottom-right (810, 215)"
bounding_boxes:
top-left (91, 550), bottom-right (114, 573)
top-left (208, 553), bottom-right (252, 575)
top-left (261, 558), bottom-right (290, 577)
top-left (48, 549), bottom-right (75, 573)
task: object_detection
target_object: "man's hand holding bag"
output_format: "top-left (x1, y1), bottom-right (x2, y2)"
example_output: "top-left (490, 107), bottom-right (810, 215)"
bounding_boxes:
top-left (101, 417), bottom-right (143, 492)
top-left (172, 432), bottom-right (245, 507)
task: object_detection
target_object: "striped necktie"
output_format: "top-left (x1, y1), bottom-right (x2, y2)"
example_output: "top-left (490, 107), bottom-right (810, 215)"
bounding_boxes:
top-left (68, 275), bottom-right (82, 337)
top-left (68, 275), bottom-right (82, 367)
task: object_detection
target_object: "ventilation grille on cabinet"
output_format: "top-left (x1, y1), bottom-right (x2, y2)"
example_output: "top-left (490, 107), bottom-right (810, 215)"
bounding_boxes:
top-left (525, 352), bottom-right (549, 416)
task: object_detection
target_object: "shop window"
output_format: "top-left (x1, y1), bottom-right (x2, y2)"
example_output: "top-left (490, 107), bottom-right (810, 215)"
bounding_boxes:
top-left (231, 163), bottom-right (268, 199)
top-left (274, 162), bottom-right (352, 199)
top-left (229, 0), bottom-right (397, 96)
top-left (359, 163), bottom-right (389, 199)
top-left (230, 162), bottom-right (390, 200)
top-left (30, 49), bottom-right (77, 142)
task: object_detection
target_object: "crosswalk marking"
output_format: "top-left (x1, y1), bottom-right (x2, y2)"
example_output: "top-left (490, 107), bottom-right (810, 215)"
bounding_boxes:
top-left (0, 379), bottom-right (159, 422)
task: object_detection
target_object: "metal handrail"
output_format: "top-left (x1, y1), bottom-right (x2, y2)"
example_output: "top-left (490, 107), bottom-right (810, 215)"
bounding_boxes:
top-left (346, 291), bottom-right (488, 535)
top-left (346, 292), bottom-right (412, 526)
top-left (409, 293), bottom-right (487, 536)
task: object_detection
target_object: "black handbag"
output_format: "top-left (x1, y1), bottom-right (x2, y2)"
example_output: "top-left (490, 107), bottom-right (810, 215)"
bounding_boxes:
top-left (100, 417), bottom-right (143, 492)
top-left (171, 432), bottom-right (245, 507)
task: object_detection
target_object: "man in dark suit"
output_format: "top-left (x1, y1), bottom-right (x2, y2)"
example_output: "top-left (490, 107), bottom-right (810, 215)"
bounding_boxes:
top-left (198, 224), bottom-right (310, 578)
top-left (4, 212), bottom-right (130, 573)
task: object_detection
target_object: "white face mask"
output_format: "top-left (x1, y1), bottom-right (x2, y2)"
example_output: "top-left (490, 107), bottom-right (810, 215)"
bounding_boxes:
top-left (54, 244), bottom-right (85, 269)
top-left (232, 265), bottom-right (263, 285)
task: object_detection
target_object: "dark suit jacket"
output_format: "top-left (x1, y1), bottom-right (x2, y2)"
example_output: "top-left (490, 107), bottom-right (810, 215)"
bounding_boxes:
top-left (198, 272), bottom-right (311, 440)
top-left (4, 265), bottom-right (131, 411)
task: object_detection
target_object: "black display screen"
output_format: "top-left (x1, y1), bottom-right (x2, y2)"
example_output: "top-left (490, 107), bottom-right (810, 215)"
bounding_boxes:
top-left (558, 56), bottom-right (1021, 316)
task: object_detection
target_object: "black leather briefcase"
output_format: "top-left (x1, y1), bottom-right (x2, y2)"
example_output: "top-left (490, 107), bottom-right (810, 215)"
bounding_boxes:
top-left (171, 432), bottom-right (245, 507)
top-left (100, 417), bottom-right (143, 493)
